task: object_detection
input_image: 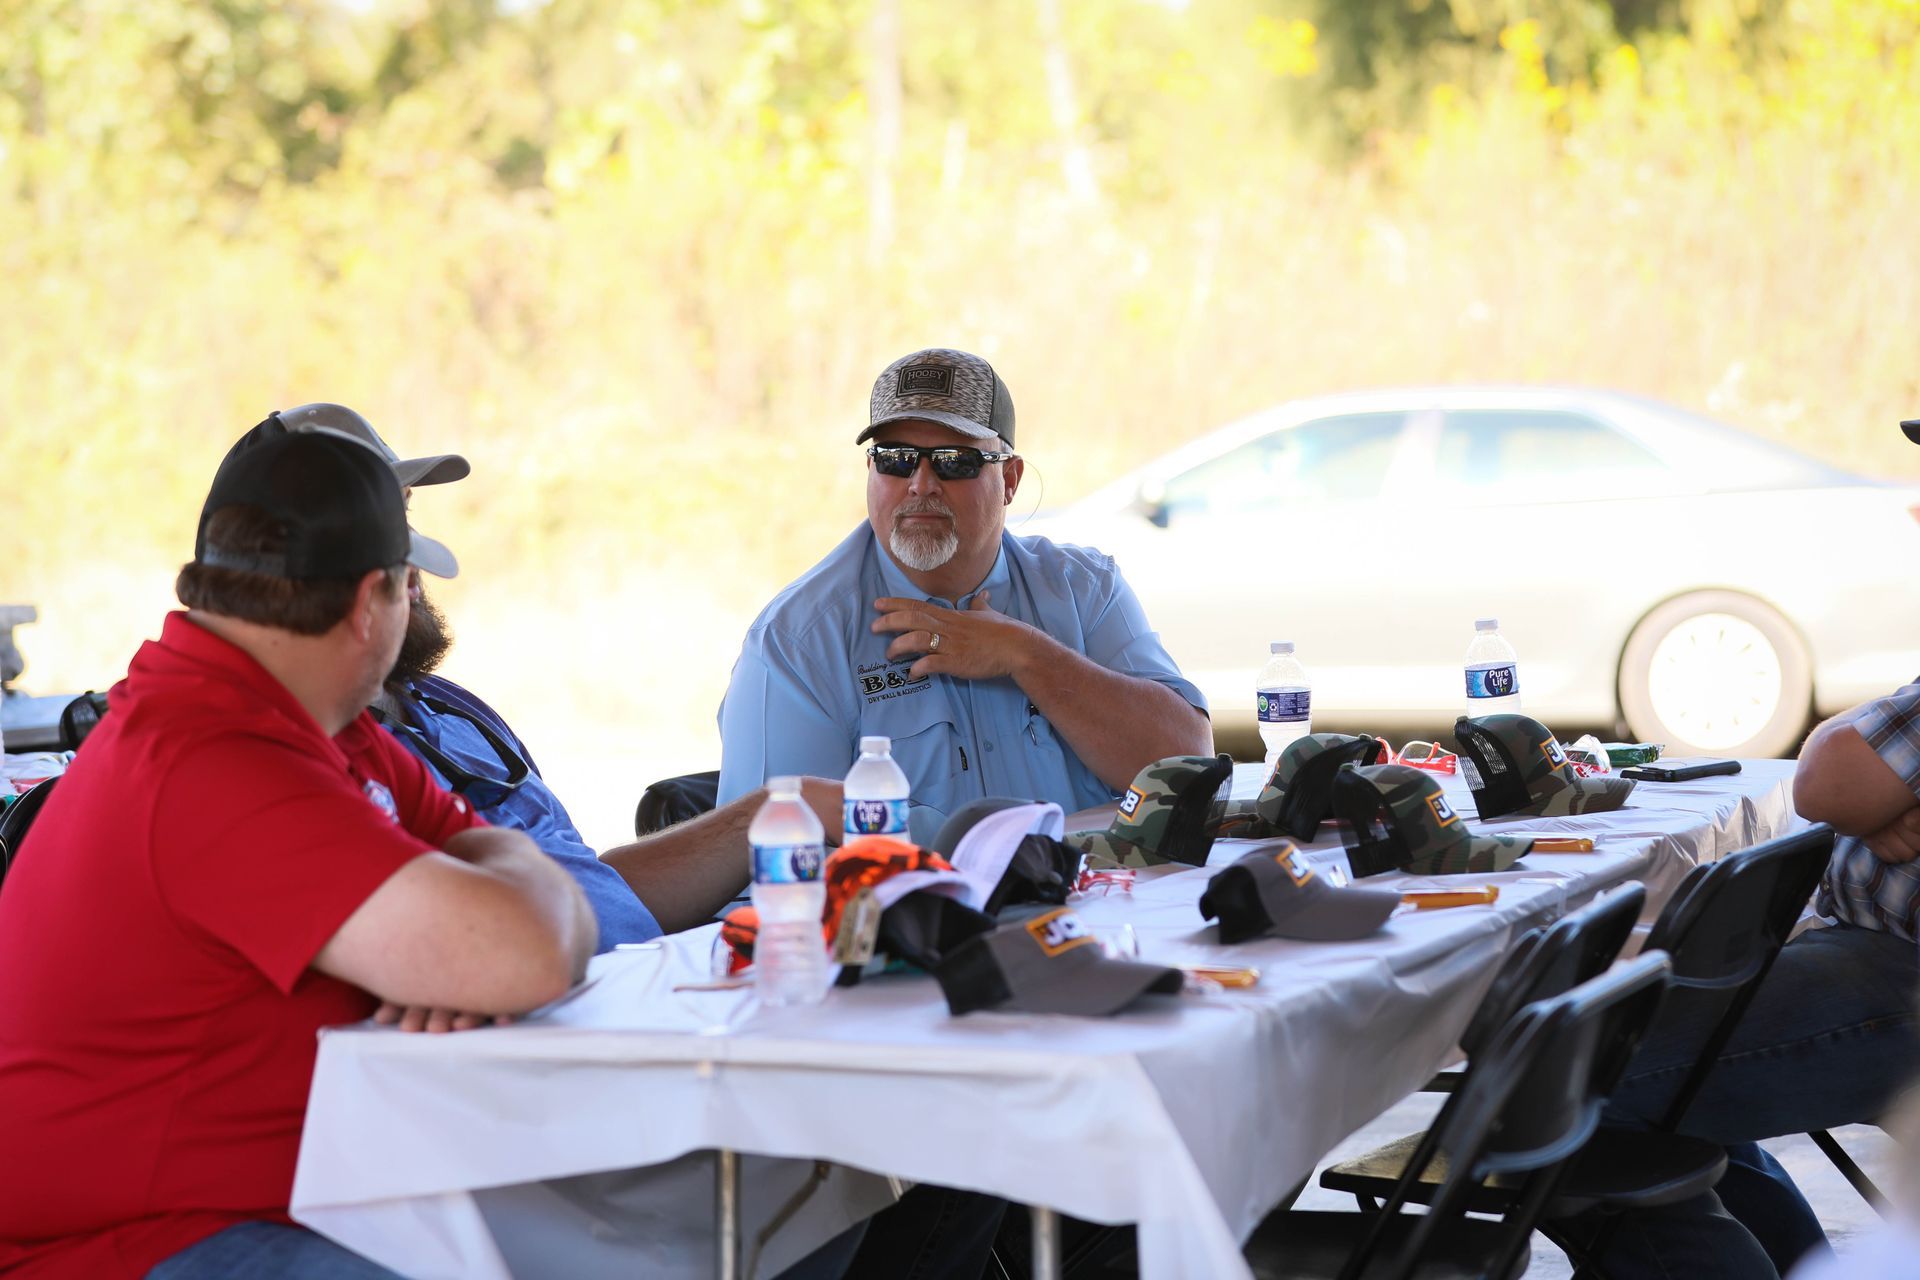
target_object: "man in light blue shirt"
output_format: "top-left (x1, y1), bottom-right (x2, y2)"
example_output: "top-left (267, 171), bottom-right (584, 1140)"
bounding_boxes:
top-left (718, 347), bottom-right (1211, 843)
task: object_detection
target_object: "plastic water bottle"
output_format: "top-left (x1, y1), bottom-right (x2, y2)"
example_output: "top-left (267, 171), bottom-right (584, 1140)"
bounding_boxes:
top-left (748, 776), bottom-right (828, 1007)
top-left (843, 735), bottom-right (910, 845)
top-left (1464, 618), bottom-right (1522, 717)
top-left (1256, 641), bottom-right (1312, 766)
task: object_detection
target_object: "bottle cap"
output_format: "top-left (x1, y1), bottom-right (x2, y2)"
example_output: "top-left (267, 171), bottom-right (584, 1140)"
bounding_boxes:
top-left (860, 735), bottom-right (892, 755)
top-left (1269, 641), bottom-right (1294, 655)
top-left (767, 775), bottom-right (801, 796)
top-left (1475, 618), bottom-right (1499, 631)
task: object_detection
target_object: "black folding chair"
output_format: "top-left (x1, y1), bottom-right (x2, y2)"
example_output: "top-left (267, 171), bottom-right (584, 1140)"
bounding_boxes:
top-left (634, 769), bottom-right (719, 836)
top-left (0, 774), bottom-right (59, 894)
top-left (1318, 884), bottom-right (1646, 1208)
top-left (1543, 824), bottom-right (1835, 1277)
top-left (1245, 951), bottom-right (1674, 1280)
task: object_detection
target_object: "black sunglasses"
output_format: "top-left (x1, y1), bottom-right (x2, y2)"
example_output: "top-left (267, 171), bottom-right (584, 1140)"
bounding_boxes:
top-left (867, 443), bottom-right (1015, 481)
top-left (373, 693), bottom-right (530, 808)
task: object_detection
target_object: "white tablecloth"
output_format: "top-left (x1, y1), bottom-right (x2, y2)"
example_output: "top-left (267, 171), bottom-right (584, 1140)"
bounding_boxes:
top-left (292, 761), bottom-right (1799, 1280)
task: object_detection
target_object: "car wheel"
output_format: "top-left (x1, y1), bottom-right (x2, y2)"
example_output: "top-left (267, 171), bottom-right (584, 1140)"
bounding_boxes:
top-left (1618, 590), bottom-right (1813, 759)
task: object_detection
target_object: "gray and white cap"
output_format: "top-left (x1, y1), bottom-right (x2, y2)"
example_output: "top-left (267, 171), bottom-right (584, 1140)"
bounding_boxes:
top-left (860, 348), bottom-right (1016, 447)
top-left (275, 403), bottom-right (470, 488)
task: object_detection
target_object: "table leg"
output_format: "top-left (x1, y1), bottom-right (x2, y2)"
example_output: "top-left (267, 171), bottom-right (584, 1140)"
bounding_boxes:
top-left (1029, 1204), bottom-right (1060, 1280)
top-left (716, 1148), bottom-right (741, 1280)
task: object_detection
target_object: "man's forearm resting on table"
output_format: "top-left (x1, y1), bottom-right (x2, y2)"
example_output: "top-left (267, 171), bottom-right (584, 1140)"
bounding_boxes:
top-left (1794, 714), bottom-right (1919, 836)
top-left (1012, 633), bottom-right (1213, 792)
top-left (601, 778), bottom-right (841, 935)
top-left (313, 826), bottom-right (595, 1016)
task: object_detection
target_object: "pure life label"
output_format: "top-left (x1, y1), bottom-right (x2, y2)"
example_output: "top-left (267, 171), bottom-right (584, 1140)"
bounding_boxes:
top-left (1257, 690), bottom-right (1311, 724)
top-left (1466, 664), bottom-right (1519, 699)
top-left (753, 842), bottom-right (825, 884)
top-left (844, 798), bottom-right (910, 837)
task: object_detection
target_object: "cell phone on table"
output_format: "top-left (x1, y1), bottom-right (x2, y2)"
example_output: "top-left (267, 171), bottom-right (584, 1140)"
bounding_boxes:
top-left (1619, 758), bottom-right (1743, 782)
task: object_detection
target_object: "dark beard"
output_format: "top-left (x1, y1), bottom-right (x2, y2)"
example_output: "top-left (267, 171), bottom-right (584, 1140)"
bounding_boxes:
top-left (388, 591), bottom-right (454, 687)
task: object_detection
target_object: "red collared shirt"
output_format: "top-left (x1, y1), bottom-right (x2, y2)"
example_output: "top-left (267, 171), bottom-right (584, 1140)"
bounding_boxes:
top-left (0, 613), bottom-right (484, 1278)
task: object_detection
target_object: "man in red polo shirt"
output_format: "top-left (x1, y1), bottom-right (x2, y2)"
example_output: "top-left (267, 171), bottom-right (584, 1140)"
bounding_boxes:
top-left (0, 430), bottom-right (597, 1279)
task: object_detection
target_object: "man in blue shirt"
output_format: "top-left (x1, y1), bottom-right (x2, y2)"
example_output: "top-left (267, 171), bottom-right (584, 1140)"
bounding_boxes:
top-left (718, 348), bottom-right (1211, 841)
top-left (230, 406), bottom-right (842, 953)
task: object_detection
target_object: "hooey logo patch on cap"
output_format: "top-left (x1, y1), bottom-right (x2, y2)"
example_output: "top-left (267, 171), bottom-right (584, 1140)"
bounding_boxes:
top-left (898, 366), bottom-right (955, 397)
top-left (1026, 907), bottom-right (1095, 957)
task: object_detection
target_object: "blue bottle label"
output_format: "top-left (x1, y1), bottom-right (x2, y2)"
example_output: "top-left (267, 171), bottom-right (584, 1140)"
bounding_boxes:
top-left (1257, 690), bottom-right (1311, 724)
top-left (844, 798), bottom-right (910, 837)
top-left (752, 842), bottom-right (825, 884)
top-left (1465, 664), bottom-right (1519, 699)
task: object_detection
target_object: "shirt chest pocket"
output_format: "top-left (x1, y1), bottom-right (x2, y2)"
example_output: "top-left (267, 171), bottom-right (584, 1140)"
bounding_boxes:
top-left (864, 689), bottom-right (966, 790)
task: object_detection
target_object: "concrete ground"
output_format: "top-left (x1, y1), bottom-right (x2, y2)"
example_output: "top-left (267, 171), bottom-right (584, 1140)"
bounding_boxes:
top-left (1294, 1096), bottom-right (1899, 1277)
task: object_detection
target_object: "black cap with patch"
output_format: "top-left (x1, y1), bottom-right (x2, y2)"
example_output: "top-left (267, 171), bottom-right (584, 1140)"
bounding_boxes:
top-left (194, 431), bottom-right (458, 581)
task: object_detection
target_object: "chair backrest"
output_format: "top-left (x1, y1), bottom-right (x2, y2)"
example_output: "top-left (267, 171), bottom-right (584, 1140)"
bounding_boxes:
top-left (1458, 882), bottom-right (1646, 1060)
top-left (1376, 952), bottom-right (1674, 1280)
top-left (634, 770), bottom-right (720, 836)
top-left (1635, 824), bottom-right (1834, 1129)
top-left (0, 775), bottom-right (60, 893)
top-left (1335, 885), bottom-right (1646, 1280)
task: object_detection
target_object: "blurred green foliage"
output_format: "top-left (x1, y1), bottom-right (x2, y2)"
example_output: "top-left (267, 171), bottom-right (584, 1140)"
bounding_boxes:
top-left (4, 0), bottom-right (1919, 718)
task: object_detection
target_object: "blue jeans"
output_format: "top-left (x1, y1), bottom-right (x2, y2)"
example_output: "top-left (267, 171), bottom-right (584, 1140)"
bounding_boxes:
top-left (151, 1219), bottom-right (865, 1280)
top-left (1563, 923), bottom-right (1920, 1280)
top-left (148, 1222), bottom-right (402, 1279)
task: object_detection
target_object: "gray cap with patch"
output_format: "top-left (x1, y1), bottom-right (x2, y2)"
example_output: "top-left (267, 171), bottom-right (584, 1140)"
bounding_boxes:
top-left (1199, 845), bottom-right (1402, 943)
top-left (934, 906), bottom-right (1183, 1016)
top-left (860, 348), bottom-right (1016, 447)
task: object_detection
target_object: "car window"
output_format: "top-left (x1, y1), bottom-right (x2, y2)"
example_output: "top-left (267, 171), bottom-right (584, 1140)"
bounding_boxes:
top-left (1435, 410), bottom-right (1667, 494)
top-left (1159, 413), bottom-right (1405, 520)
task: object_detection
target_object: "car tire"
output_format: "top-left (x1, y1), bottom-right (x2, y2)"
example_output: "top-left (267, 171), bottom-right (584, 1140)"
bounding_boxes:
top-left (1618, 590), bottom-right (1813, 759)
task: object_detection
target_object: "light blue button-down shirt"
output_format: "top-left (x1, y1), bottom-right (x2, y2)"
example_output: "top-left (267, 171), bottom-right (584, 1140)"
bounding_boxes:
top-left (717, 524), bottom-right (1207, 843)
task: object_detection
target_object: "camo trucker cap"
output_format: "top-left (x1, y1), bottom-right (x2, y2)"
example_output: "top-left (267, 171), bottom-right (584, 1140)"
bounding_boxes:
top-left (1454, 714), bottom-right (1637, 819)
top-left (1330, 763), bottom-right (1534, 877)
top-left (859, 348), bottom-right (1016, 447)
top-left (934, 906), bottom-right (1183, 1016)
top-left (1198, 844), bottom-right (1401, 944)
top-left (1254, 733), bottom-right (1386, 841)
top-left (1066, 754), bottom-right (1235, 869)
top-left (932, 799), bottom-right (1083, 916)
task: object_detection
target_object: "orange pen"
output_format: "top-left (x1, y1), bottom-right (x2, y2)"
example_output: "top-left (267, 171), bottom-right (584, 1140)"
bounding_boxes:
top-left (1524, 837), bottom-right (1595, 853)
top-left (1401, 887), bottom-right (1500, 909)
top-left (1178, 964), bottom-right (1261, 988)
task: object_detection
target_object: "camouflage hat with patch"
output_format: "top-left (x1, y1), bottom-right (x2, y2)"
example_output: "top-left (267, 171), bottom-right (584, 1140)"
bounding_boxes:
top-left (1198, 844), bottom-right (1402, 944)
top-left (1066, 754), bottom-right (1235, 869)
top-left (1330, 763), bottom-right (1534, 877)
top-left (1252, 733), bottom-right (1386, 841)
top-left (1454, 714), bottom-right (1637, 819)
top-left (859, 348), bottom-right (1016, 447)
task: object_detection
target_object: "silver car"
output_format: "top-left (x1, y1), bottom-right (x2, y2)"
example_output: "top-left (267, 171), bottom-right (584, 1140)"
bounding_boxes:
top-left (1026, 387), bottom-right (1920, 757)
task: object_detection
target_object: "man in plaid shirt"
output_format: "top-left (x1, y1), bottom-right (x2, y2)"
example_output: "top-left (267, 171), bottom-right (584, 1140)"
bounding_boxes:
top-left (1567, 426), bottom-right (1920, 1280)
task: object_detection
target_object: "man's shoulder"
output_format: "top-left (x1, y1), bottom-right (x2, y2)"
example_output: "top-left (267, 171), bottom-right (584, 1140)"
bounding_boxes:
top-left (1004, 531), bottom-right (1124, 605)
top-left (408, 674), bottom-right (518, 735)
top-left (742, 524), bottom-right (877, 652)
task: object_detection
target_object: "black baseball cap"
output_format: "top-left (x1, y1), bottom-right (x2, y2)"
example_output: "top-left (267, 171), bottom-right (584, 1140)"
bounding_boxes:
top-left (1902, 418), bottom-right (1920, 445)
top-left (194, 431), bottom-right (458, 580)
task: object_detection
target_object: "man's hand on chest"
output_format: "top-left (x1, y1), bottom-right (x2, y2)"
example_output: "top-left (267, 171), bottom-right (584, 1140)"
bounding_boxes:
top-left (871, 589), bottom-right (1052, 683)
